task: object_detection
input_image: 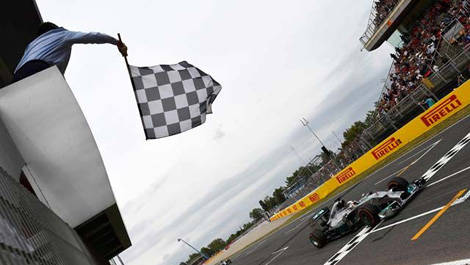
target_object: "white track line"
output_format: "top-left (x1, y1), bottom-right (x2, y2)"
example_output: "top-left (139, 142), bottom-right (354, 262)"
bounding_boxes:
top-left (375, 140), bottom-right (441, 185)
top-left (430, 258), bottom-right (470, 264)
top-left (322, 132), bottom-right (470, 265)
top-left (264, 247), bottom-right (288, 265)
top-left (324, 223), bottom-right (382, 265)
top-left (373, 189), bottom-right (470, 233)
top-left (284, 219), bottom-right (308, 234)
top-left (244, 239), bottom-right (267, 256)
top-left (295, 119), bottom-right (470, 223)
top-left (423, 132), bottom-right (470, 182)
top-left (427, 166), bottom-right (470, 187)
top-left (271, 246), bottom-right (288, 254)
top-left (398, 141), bottom-right (438, 165)
top-left (367, 113), bottom-right (470, 180)
top-left (373, 132), bottom-right (470, 233)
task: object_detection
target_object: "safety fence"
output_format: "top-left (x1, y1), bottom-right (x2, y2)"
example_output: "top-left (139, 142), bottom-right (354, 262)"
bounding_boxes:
top-left (360, 0), bottom-right (402, 46)
top-left (362, 12), bottom-right (470, 146)
top-left (362, 44), bottom-right (470, 147)
top-left (271, 80), bottom-right (470, 221)
top-left (0, 167), bottom-right (96, 264)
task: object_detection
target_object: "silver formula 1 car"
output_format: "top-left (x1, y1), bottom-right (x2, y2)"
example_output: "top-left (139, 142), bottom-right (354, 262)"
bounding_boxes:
top-left (309, 176), bottom-right (426, 248)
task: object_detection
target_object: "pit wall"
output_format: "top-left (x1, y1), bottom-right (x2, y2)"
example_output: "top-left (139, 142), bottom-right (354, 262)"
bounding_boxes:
top-left (271, 80), bottom-right (470, 221)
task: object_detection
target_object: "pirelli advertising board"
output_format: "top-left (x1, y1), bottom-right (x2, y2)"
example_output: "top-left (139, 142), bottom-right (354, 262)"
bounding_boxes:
top-left (270, 81), bottom-right (470, 221)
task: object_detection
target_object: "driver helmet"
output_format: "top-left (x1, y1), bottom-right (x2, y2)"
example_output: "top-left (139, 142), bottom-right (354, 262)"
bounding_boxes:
top-left (334, 198), bottom-right (346, 209)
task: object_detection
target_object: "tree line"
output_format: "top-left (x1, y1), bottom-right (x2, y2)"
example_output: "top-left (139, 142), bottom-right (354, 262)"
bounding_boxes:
top-left (179, 109), bottom-right (380, 264)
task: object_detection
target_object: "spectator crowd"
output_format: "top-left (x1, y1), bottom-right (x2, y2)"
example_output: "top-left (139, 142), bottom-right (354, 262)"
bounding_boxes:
top-left (373, 0), bottom-right (400, 28)
top-left (284, 0), bottom-right (470, 207)
top-left (377, 0), bottom-right (470, 114)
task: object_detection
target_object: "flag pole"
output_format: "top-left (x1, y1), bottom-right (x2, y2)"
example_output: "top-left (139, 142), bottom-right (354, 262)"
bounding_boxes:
top-left (118, 33), bottom-right (149, 140)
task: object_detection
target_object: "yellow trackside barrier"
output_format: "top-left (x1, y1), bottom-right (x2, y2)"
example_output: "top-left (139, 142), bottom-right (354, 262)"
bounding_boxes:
top-left (271, 80), bottom-right (470, 221)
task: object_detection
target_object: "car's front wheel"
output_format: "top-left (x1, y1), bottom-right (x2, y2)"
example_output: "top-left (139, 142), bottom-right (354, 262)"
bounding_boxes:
top-left (387, 177), bottom-right (409, 191)
top-left (358, 204), bottom-right (380, 227)
top-left (309, 229), bottom-right (327, 248)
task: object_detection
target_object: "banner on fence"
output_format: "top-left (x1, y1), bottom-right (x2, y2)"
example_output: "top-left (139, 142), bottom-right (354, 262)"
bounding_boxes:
top-left (271, 80), bottom-right (470, 221)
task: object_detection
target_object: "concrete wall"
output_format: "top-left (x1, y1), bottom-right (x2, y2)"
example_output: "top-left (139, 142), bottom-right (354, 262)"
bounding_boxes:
top-left (0, 119), bottom-right (24, 179)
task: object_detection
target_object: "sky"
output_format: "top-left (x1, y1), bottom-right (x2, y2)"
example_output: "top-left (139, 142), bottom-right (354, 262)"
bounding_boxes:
top-left (35, 0), bottom-right (394, 264)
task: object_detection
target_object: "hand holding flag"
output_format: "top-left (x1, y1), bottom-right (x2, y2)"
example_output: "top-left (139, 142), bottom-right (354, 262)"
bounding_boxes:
top-left (117, 40), bottom-right (127, 57)
top-left (117, 34), bottom-right (222, 139)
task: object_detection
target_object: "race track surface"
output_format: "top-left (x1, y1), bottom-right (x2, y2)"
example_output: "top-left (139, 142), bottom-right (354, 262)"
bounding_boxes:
top-left (229, 114), bottom-right (470, 265)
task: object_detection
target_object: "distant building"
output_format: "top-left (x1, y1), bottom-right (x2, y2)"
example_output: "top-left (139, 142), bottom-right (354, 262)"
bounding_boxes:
top-left (0, 1), bottom-right (131, 264)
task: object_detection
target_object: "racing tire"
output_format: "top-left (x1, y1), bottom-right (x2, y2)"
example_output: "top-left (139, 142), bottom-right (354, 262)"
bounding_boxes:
top-left (358, 204), bottom-right (380, 227)
top-left (387, 177), bottom-right (409, 192)
top-left (309, 229), bottom-right (327, 248)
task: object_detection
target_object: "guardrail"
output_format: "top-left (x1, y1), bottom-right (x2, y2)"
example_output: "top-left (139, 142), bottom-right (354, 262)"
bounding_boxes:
top-left (360, 0), bottom-right (400, 46)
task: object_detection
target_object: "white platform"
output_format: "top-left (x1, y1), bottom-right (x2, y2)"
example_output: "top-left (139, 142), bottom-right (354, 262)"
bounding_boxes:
top-left (0, 66), bottom-right (115, 227)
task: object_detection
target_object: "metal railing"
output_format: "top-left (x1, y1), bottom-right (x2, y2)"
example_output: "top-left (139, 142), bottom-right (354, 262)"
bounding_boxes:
top-left (285, 42), bottom-right (470, 206)
top-left (0, 167), bottom-right (96, 265)
top-left (360, 0), bottom-right (401, 45)
top-left (361, 44), bottom-right (470, 145)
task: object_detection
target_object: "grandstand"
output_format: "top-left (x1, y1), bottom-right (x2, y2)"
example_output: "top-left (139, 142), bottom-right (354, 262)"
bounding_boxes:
top-left (275, 0), bottom-right (470, 214)
top-left (360, 0), bottom-right (470, 145)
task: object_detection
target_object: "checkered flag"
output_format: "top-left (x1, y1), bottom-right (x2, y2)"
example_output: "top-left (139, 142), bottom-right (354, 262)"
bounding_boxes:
top-left (129, 61), bottom-right (221, 139)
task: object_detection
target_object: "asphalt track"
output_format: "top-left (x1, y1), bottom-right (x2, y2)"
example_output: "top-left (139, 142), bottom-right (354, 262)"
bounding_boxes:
top-left (229, 114), bottom-right (470, 265)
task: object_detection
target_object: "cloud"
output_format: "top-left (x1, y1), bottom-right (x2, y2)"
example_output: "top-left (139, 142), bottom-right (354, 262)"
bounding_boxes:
top-left (121, 145), bottom-right (292, 261)
top-left (213, 127), bottom-right (226, 141)
top-left (121, 55), bottom-right (391, 265)
top-left (34, 0), bottom-right (394, 264)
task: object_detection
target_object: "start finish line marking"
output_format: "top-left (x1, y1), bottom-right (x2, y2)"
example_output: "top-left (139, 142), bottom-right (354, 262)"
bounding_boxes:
top-left (422, 132), bottom-right (470, 182)
top-left (375, 139), bottom-right (441, 185)
top-left (323, 132), bottom-right (470, 265)
top-left (323, 224), bottom-right (381, 265)
top-left (373, 189), bottom-right (470, 233)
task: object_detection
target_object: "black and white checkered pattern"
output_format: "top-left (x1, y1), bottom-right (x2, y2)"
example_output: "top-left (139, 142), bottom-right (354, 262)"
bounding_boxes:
top-left (129, 61), bottom-right (221, 139)
top-left (422, 132), bottom-right (470, 181)
top-left (323, 133), bottom-right (470, 265)
top-left (324, 226), bottom-right (374, 265)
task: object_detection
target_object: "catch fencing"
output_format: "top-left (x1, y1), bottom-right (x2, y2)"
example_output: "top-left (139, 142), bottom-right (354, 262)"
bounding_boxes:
top-left (0, 167), bottom-right (96, 264)
top-left (360, 0), bottom-right (401, 46)
top-left (271, 80), bottom-right (470, 221)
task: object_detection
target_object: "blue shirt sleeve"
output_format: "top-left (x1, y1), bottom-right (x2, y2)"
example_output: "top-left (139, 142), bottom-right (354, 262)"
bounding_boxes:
top-left (64, 30), bottom-right (118, 45)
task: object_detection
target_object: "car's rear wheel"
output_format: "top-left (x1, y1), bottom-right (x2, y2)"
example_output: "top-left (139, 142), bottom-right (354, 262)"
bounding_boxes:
top-left (309, 229), bottom-right (327, 248)
top-left (358, 204), bottom-right (380, 227)
top-left (387, 177), bottom-right (409, 191)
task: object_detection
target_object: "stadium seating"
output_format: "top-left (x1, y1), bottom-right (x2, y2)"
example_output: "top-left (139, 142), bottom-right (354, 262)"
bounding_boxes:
top-left (288, 0), bottom-right (470, 203)
top-left (378, 0), bottom-right (470, 114)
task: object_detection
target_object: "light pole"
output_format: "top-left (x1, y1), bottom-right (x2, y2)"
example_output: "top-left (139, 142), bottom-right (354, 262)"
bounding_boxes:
top-left (290, 146), bottom-right (314, 176)
top-left (300, 118), bottom-right (340, 170)
top-left (300, 118), bottom-right (328, 147)
top-left (332, 131), bottom-right (343, 147)
top-left (177, 238), bottom-right (209, 260)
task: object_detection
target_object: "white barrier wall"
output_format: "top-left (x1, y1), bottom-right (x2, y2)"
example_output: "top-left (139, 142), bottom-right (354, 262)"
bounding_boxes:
top-left (0, 118), bottom-right (25, 179)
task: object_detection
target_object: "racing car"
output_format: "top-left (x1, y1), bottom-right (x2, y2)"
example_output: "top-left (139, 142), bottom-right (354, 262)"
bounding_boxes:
top-left (309, 176), bottom-right (425, 248)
